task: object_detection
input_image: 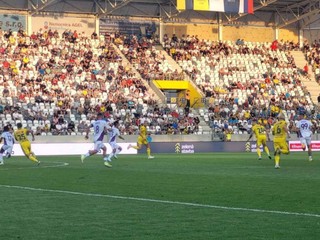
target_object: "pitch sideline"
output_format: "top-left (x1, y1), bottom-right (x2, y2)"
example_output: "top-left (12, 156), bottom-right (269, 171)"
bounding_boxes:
top-left (0, 184), bottom-right (319, 218)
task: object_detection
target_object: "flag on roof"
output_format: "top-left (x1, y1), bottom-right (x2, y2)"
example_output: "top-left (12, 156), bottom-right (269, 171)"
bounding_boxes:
top-left (177, 0), bottom-right (254, 14)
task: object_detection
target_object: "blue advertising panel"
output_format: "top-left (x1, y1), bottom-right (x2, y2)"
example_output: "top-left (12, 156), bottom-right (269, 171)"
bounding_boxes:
top-left (0, 14), bottom-right (26, 32)
top-left (138, 141), bottom-right (274, 154)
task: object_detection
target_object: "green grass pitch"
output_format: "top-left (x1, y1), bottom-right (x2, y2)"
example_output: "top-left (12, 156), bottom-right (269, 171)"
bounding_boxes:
top-left (0, 152), bottom-right (320, 240)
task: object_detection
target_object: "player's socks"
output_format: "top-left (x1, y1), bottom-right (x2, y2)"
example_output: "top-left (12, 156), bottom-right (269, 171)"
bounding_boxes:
top-left (84, 153), bottom-right (90, 157)
top-left (29, 155), bottom-right (38, 163)
top-left (147, 148), bottom-right (151, 157)
top-left (131, 146), bottom-right (140, 150)
top-left (256, 149), bottom-right (261, 159)
top-left (274, 155), bottom-right (280, 167)
top-left (113, 148), bottom-right (121, 159)
top-left (147, 148), bottom-right (154, 159)
top-left (264, 147), bottom-right (270, 157)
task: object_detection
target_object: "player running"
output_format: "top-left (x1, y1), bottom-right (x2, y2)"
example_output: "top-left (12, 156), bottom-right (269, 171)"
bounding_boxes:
top-left (247, 118), bottom-right (272, 160)
top-left (272, 113), bottom-right (290, 169)
top-left (104, 121), bottom-right (124, 166)
top-left (128, 121), bottom-right (154, 159)
top-left (0, 125), bottom-right (15, 165)
top-left (14, 123), bottom-right (40, 165)
top-left (81, 112), bottom-right (111, 167)
top-left (294, 112), bottom-right (314, 161)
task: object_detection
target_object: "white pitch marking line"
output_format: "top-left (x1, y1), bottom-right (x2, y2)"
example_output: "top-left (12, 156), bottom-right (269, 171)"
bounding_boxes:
top-left (0, 184), bottom-right (320, 219)
top-left (0, 162), bottom-right (69, 170)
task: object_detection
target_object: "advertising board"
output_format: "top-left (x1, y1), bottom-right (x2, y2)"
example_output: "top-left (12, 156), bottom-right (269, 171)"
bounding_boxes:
top-left (0, 14), bottom-right (26, 32)
top-left (9, 143), bottom-right (136, 156)
top-left (31, 15), bottom-right (95, 35)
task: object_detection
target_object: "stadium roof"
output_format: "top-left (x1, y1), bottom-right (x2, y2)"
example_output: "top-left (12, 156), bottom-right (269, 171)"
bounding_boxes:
top-left (0, 0), bottom-right (319, 28)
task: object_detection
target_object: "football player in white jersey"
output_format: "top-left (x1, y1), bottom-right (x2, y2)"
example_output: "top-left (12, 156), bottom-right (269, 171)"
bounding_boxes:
top-left (0, 125), bottom-right (15, 165)
top-left (81, 113), bottom-right (112, 167)
top-left (295, 113), bottom-right (314, 161)
top-left (105, 121), bottom-right (124, 166)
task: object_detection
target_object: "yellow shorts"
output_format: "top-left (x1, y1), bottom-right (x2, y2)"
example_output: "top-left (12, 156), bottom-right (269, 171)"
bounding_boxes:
top-left (273, 138), bottom-right (289, 154)
top-left (137, 136), bottom-right (148, 145)
top-left (257, 135), bottom-right (267, 147)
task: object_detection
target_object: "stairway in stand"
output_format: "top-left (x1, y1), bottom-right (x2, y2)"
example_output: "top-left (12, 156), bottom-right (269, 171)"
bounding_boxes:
top-left (111, 43), bottom-right (164, 104)
top-left (291, 50), bottom-right (320, 104)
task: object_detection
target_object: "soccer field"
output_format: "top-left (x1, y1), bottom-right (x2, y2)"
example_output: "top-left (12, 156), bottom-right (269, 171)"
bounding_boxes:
top-left (0, 152), bottom-right (320, 240)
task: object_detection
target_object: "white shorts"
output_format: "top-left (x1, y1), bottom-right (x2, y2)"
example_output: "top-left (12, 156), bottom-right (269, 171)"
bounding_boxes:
top-left (94, 141), bottom-right (106, 152)
top-left (109, 141), bottom-right (120, 150)
top-left (1, 145), bottom-right (13, 154)
top-left (299, 137), bottom-right (312, 147)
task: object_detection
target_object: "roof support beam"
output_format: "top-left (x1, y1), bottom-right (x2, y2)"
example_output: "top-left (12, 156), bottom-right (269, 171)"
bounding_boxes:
top-left (104, 0), bottom-right (132, 15)
top-left (93, 0), bottom-right (106, 14)
top-left (276, 0), bottom-right (320, 28)
top-left (30, 0), bottom-right (58, 15)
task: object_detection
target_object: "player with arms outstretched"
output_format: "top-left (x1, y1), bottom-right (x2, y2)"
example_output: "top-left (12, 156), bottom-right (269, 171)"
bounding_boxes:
top-left (294, 113), bottom-right (314, 161)
top-left (81, 113), bottom-right (111, 167)
top-left (272, 113), bottom-right (290, 169)
top-left (247, 119), bottom-right (272, 160)
top-left (128, 121), bottom-right (154, 159)
top-left (14, 123), bottom-right (40, 165)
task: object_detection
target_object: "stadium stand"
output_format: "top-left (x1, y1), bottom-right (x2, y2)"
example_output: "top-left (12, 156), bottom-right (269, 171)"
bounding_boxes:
top-left (162, 35), bottom-right (319, 135)
top-left (0, 26), bottom-right (320, 137)
top-left (0, 28), bottom-right (205, 136)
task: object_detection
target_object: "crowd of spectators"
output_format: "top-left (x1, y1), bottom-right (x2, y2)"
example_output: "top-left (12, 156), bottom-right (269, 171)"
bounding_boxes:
top-left (163, 34), bottom-right (320, 135)
top-left (304, 39), bottom-right (320, 83)
top-left (111, 33), bottom-right (185, 81)
top-left (0, 28), bottom-right (319, 137)
top-left (0, 28), bottom-right (203, 136)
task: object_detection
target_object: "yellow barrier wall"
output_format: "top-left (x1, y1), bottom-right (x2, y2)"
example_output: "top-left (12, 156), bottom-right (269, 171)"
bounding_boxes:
top-left (223, 26), bottom-right (274, 42)
top-left (279, 28), bottom-right (299, 43)
top-left (163, 23), bottom-right (219, 40)
top-left (153, 80), bottom-right (203, 107)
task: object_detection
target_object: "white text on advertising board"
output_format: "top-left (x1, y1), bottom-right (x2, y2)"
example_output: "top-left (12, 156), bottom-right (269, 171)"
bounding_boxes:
top-left (181, 144), bottom-right (195, 153)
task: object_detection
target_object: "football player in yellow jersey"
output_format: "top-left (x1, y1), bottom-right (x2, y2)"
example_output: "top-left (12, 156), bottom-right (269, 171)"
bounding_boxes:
top-left (14, 123), bottom-right (40, 165)
top-left (128, 121), bottom-right (154, 159)
top-left (247, 119), bottom-right (271, 160)
top-left (272, 113), bottom-right (290, 169)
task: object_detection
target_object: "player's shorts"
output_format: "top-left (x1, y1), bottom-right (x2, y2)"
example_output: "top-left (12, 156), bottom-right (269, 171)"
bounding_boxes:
top-left (109, 141), bottom-right (120, 150)
top-left (1, 144), bottom-right (13, 154)
top-left (299, 137), bottom-right (312, 148)
top-left (273, 138), bottom-right (289, 154)
top-left (94, 141), bottom-right (106, 152)
top-left (137, 136), bottom-right (148, 145)
top-left (257, 135), bottom-right (267, 147)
